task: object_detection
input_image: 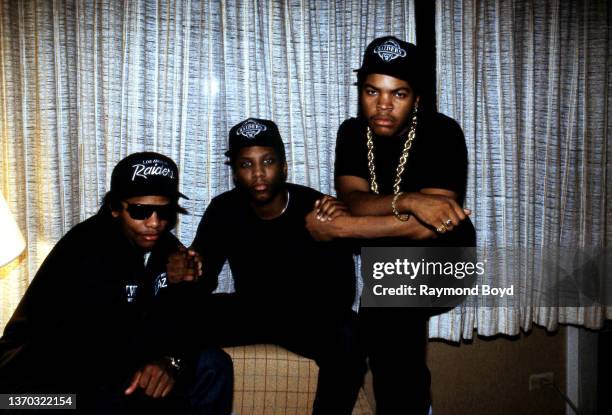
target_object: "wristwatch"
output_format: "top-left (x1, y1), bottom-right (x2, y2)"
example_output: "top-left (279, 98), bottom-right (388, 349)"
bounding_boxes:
top-left (165, 356), bottom-right (183, 374)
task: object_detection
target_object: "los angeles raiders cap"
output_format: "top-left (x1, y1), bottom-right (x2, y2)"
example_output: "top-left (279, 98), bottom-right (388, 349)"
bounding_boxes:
top-left (110, 152), bottom-right (188, 200)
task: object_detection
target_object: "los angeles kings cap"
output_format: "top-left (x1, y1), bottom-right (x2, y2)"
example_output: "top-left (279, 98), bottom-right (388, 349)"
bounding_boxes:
top-left (226, 118), bottom-right (286, 160)
top-left (356, 36), bottom-right (424, 93)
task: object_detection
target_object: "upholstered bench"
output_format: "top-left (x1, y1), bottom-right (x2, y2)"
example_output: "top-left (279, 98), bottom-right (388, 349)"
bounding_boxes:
top-left (224, 344), bottom-right (374, 415)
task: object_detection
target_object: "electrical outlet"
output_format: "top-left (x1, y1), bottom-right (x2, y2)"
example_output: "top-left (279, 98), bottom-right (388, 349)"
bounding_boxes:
top-left (529, 372), bottom-right (554, 391)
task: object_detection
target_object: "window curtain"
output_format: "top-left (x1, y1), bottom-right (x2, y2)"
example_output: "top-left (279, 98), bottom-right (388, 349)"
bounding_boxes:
top-left (0, 0), bottom-right (416, 333)
top-left (431, 0), bottom-right (612, 340)
top-left (2, 0), bottom-right (609, 343)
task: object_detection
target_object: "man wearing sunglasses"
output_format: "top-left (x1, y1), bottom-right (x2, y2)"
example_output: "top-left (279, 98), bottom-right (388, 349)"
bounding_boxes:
top-left (0, 152), bottom-right (232, 414)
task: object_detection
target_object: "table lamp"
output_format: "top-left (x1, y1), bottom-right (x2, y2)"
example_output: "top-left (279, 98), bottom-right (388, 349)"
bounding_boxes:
top-left (0, 192), bottom-right (25, 267)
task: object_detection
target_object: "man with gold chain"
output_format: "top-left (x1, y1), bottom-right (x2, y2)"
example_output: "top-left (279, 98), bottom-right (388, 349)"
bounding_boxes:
top-left (305, 36), bottom-right (475, 414)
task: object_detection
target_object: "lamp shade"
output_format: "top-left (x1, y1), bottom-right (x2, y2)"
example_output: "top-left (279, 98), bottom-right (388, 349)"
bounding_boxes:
top-left (0, 193), bottom-right (25, 267)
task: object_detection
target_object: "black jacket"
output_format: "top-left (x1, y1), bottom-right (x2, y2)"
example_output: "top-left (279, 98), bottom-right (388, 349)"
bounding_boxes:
top-left (0, 213), bottom-right (182, 393)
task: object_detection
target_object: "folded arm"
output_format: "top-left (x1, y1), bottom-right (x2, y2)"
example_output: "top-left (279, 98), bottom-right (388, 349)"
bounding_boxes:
top-left (334, 175), bottom-right (470, 234)
top-left (306, 210), bottom-right (436, 241)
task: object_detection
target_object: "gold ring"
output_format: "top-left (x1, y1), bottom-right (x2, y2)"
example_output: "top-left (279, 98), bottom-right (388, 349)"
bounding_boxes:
top-left (445, 219), bottom-right (452, 226)
top-left (436, 225), bottom-right (447, 233)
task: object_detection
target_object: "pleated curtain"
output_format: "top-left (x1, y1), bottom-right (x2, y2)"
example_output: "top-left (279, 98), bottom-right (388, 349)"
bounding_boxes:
top-left (0, 0), bottom-right (416, 333)
top-left (0, 0), bottom-right (609, 341)
top-left (431, 0), bottom-right (611, 340)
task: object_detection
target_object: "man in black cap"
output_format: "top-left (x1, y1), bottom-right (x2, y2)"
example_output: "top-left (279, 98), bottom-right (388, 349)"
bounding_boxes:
top-left (306, 37), bottom-right (476, 414)
top-left (0, 152), bottom-right (233, 414)
top-left (168, 118), bottom-right (365, 415)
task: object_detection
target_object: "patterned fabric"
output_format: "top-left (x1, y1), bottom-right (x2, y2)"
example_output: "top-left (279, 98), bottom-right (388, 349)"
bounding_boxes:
top-left (225, 344), bottom-right (374, 415)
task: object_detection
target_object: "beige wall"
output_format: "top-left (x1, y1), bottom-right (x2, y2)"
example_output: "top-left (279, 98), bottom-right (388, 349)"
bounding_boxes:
top-left (428, 326), bottom-right (566, 415)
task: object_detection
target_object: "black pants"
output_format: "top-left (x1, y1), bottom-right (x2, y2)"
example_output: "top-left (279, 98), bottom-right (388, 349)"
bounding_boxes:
top-left (359, 307), bottom-right (431, 415)
top-left (88, 347), bottom-right (233, 415)
top-left (197, 294), bottom-right (366, 415)
top-left (1, 348), bottom-right (233, 415)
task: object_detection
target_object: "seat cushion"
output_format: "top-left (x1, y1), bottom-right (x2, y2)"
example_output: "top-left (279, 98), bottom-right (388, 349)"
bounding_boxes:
top-left (224, 344), bottom-right (374, 415)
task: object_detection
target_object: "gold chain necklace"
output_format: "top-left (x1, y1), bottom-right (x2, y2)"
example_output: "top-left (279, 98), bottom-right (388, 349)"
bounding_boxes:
top-left (366, 106), bottom-right (418, 195)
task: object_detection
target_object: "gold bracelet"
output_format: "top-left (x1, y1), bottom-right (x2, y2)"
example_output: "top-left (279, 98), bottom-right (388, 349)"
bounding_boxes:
top-left (392, 192), bottom-right (410, 221)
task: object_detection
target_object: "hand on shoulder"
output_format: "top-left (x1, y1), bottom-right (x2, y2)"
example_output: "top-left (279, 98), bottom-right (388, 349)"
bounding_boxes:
top-left (167, 246), bottom-right (203, 283)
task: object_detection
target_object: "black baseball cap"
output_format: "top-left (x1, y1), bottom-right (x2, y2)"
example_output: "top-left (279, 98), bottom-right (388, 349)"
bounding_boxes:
top-left (226, 118), bottom-right (286, 161)
top-left (356, 36), bottom-right (424, 93)
top-left (110, 152), bottom-right (188, 200)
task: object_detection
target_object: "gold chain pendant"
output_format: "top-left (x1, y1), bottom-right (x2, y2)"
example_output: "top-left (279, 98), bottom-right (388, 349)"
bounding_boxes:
top-left (366, 104), bottom-right (418, 196)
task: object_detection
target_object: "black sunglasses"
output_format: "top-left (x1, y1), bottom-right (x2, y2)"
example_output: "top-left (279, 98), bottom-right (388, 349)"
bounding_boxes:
top-left (125, 203), bottom-right (175, 221)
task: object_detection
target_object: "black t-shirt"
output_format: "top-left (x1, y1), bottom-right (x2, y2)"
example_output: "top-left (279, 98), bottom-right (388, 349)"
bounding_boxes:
top-left (335, 113), bottom-right (468, 199)
top-left (334, 113), bottom-right (475, 246)
top-left (191, 183), bottom-right (356, 313)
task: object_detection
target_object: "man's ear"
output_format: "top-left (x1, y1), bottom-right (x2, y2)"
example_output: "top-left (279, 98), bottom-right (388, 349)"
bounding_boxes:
top-left (283, 161), bottom-right (288, 179)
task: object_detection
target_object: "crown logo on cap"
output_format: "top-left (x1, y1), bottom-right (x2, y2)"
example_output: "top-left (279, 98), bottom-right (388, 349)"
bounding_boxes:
top-left (237, 119), bottom-right (267, 139)
top-left (373, 39), bottom-right (407, 62)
